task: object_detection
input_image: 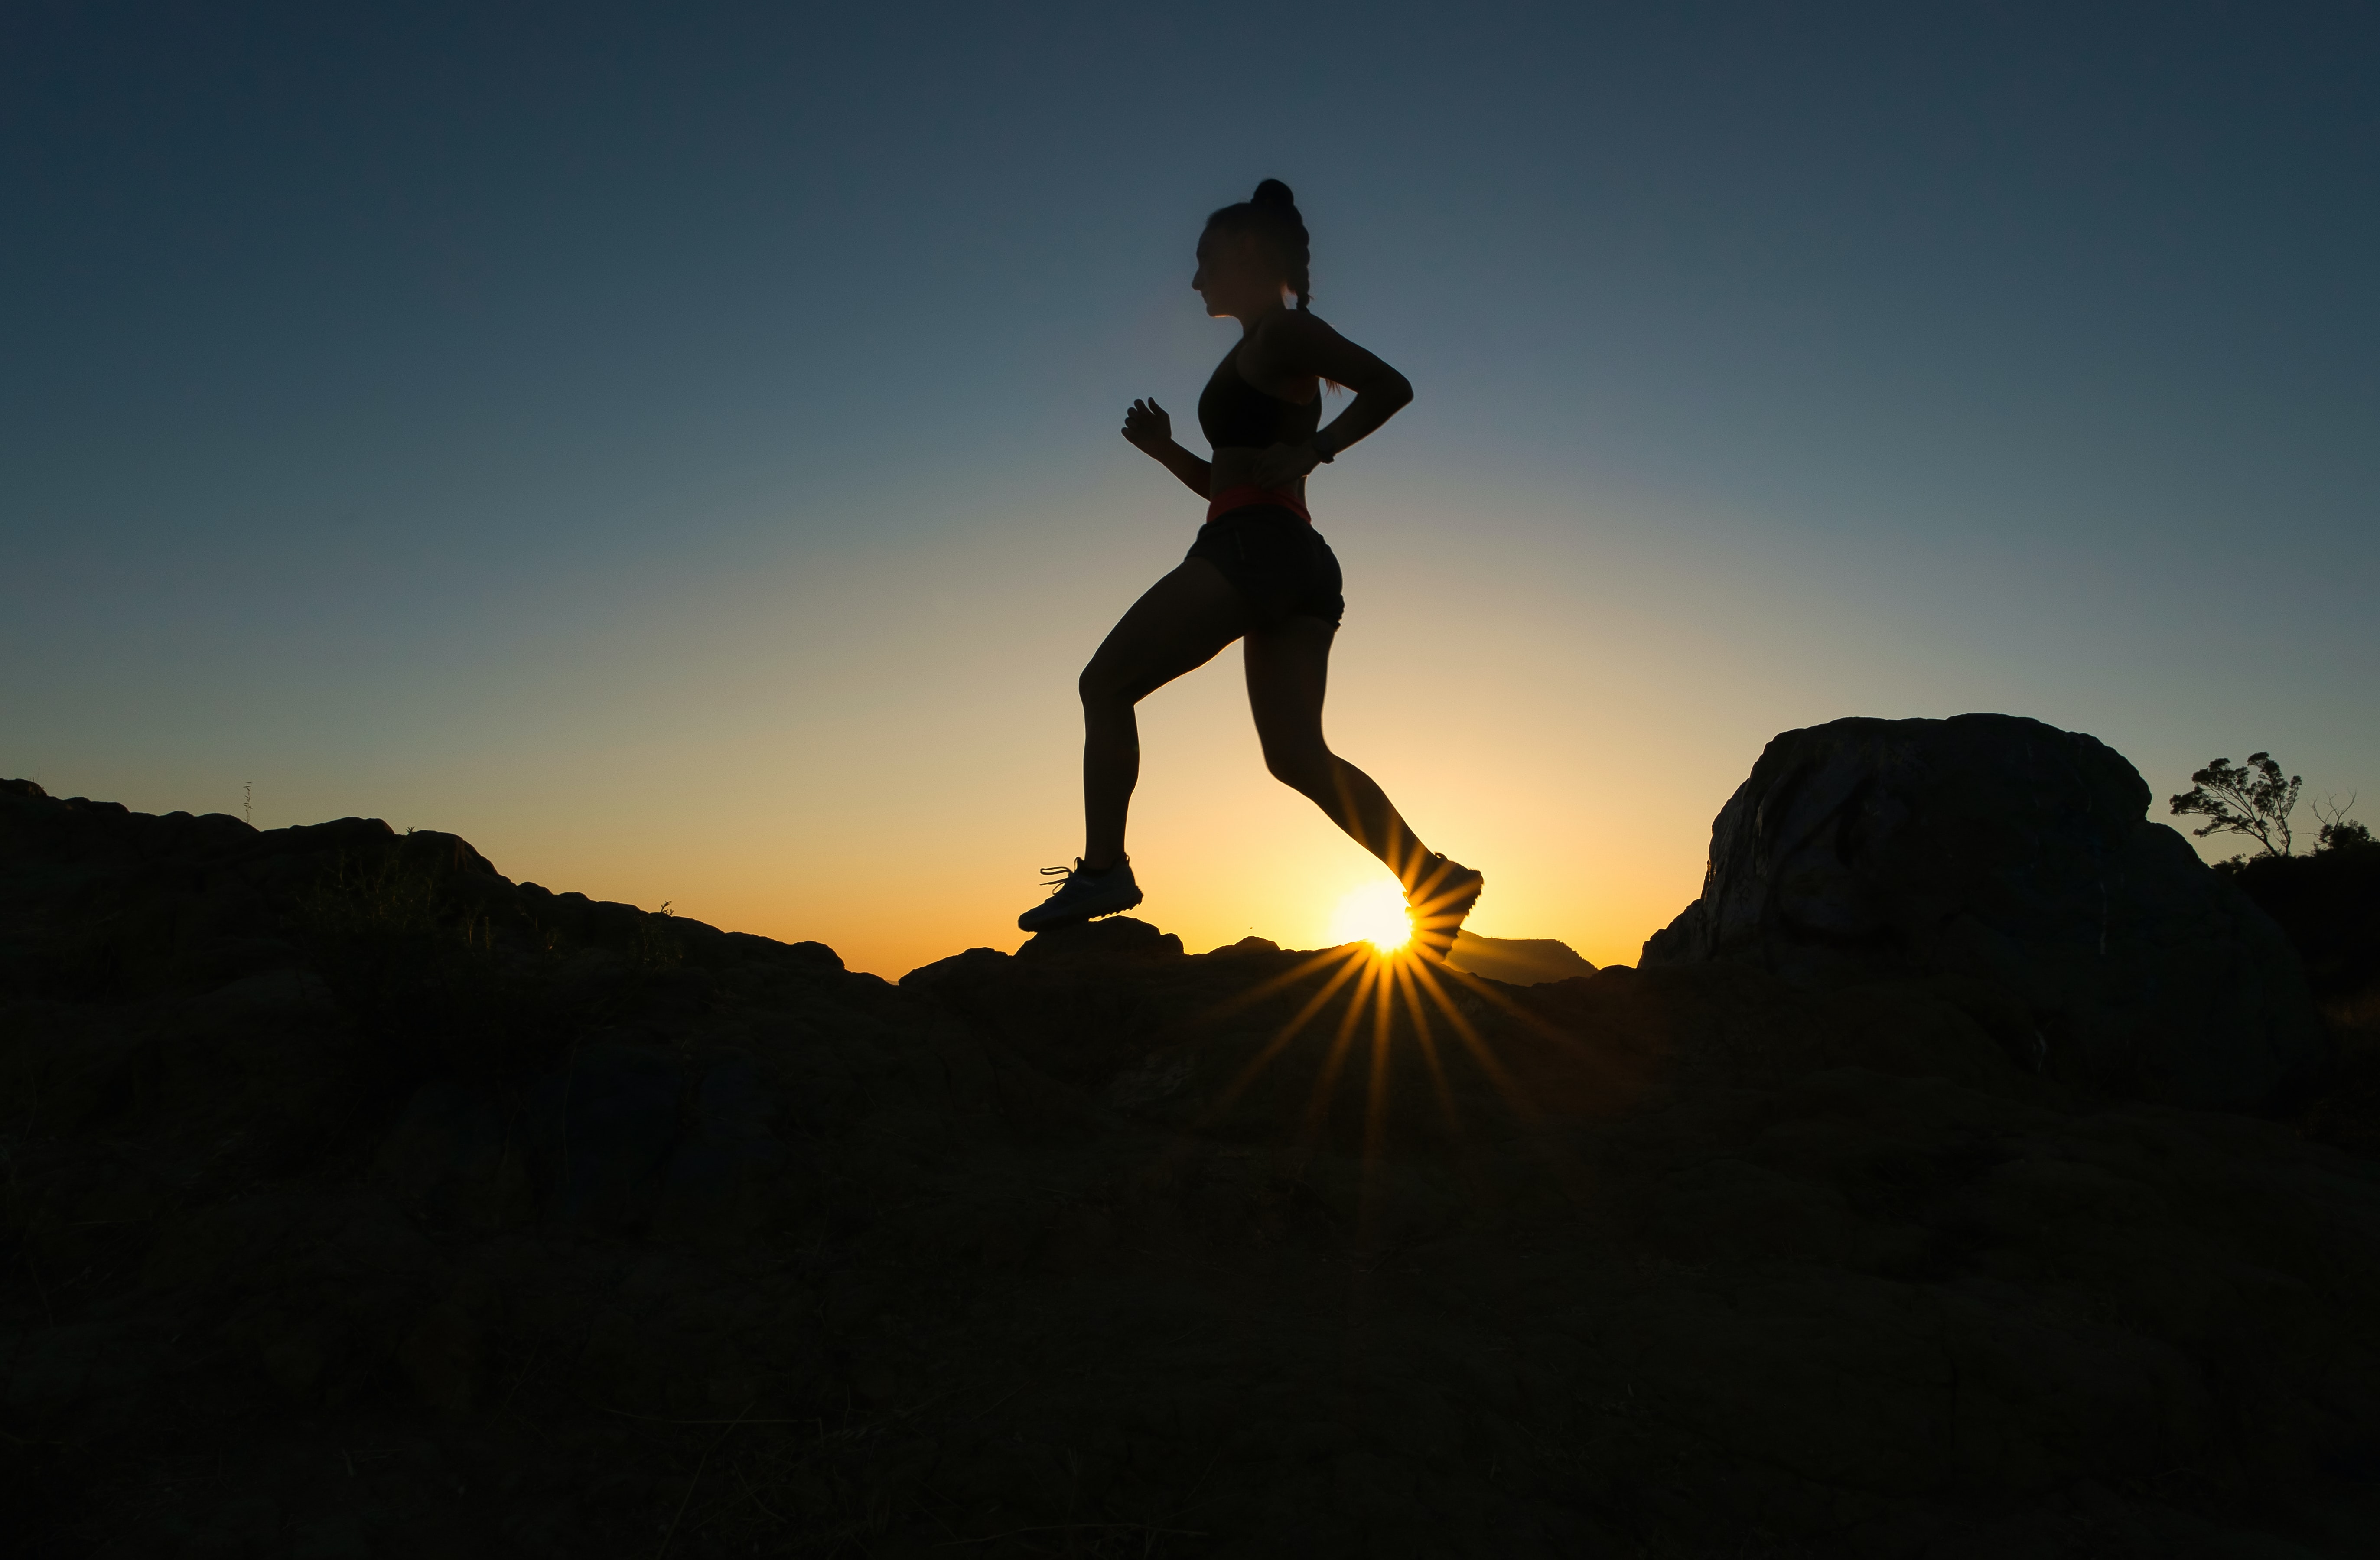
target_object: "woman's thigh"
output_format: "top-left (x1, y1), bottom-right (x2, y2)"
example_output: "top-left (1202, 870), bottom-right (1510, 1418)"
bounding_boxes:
top-left (1242, 614), bottom-right (1336, 759)
top-left (1083, 559), bottom-right (1251, 704)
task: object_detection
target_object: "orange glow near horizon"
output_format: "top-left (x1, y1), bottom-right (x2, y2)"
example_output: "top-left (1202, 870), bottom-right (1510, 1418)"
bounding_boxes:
top-left (53, 482), bottom-right (1804, 981)
top-left (1327, 878), bottom-right (1414, 953)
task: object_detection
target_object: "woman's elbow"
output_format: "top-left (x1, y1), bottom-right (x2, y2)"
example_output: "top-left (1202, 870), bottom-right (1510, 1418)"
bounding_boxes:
top-left (1344, 370), bottom-right (1411, 410)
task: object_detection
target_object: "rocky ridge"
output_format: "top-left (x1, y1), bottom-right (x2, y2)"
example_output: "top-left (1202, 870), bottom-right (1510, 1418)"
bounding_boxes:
top-left (4, 738), bottom-right (2379, 1557)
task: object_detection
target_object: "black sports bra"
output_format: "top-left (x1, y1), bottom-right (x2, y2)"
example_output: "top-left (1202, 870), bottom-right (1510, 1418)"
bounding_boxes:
top-left (1198, 342), bottom-right (1322, 449)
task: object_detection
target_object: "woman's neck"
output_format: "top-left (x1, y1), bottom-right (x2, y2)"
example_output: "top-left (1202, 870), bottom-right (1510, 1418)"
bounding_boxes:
top-left (1233, 299), bottom-right (1289, 339)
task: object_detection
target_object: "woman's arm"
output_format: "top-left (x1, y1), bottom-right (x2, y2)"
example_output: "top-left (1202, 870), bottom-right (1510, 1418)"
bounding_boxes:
top-left (1122, 398), bottom-right (1211, 499)
top-left (1247, 313), bottom-right (1413, 489)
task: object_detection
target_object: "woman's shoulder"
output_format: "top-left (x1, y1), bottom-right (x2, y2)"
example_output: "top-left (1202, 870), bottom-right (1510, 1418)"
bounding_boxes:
top-left (1253, 307), bottom-right (1335, 345)
top-left (1244, 309), bottom-right (1338, 375)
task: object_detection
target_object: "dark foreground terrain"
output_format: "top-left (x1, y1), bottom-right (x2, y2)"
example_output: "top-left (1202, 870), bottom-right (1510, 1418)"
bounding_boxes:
top-left (6, 718), bottom-right (2380, 1557)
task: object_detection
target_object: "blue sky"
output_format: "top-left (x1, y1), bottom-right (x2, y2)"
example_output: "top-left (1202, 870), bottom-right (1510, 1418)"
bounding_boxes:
top-left (5, 2), bottom-right (2374, 971)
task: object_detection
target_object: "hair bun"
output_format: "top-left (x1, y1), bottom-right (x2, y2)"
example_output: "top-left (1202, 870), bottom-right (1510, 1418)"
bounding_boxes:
top-left (1204, 180), bottom-right (1314, 311)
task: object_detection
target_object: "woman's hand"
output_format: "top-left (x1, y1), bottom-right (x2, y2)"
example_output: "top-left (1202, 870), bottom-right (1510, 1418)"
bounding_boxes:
top-left (1125, 397), bottom-right (1214, 499)
top-left (1251, 440), bottom-right (1322, 490)
top-left (1121, 398), bottom-right (1173, 455)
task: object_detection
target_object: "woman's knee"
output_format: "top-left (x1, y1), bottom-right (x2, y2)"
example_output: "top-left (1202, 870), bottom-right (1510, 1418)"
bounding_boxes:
top-left (1079, 659), bottom-right (1136, 710)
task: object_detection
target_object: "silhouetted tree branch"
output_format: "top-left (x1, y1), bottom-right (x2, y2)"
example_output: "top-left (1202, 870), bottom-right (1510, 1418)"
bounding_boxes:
top-left (2313, 793), bottom-right (2373, 853)
top-left (2170, 752), bottom-right (2301, 857)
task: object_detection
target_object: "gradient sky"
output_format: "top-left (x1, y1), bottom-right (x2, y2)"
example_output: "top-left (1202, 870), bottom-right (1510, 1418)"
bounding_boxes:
top-left (6, 2), bottom-right (2376, 977)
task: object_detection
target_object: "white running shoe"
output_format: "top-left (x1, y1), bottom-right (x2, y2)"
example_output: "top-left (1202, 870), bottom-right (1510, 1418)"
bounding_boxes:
top-left (1017, 857), bottom-right (1145, 932)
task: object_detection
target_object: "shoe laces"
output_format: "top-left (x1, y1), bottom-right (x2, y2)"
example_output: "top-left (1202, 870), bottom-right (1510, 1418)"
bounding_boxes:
top-left (1037, 858), bottom-right (1124, 896)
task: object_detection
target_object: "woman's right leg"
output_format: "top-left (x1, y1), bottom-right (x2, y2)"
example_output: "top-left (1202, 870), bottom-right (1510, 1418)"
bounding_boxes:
top-left (1245, 612), bottom-right (1485, 958)
top-left (1242, 613), bottom-right (1433, 886)
top-left (1078, 559), bottom-right (1250, 868)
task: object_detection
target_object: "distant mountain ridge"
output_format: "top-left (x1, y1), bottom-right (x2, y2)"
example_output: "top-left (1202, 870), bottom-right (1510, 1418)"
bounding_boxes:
top-left (1445, 928), bottom-right (1597, 985)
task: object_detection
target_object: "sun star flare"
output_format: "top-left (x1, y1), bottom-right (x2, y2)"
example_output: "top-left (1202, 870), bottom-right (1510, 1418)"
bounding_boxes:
top-left (1328, 878), bottom-right (1413, 954)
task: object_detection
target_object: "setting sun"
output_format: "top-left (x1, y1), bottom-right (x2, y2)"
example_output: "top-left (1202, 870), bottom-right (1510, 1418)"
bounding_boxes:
top-left (1328, 878), bottom-right (1413, 953)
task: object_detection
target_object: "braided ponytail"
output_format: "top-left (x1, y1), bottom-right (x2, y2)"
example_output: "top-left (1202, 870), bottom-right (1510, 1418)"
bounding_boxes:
top-left (1207, 178), bottom-right (1314, 311)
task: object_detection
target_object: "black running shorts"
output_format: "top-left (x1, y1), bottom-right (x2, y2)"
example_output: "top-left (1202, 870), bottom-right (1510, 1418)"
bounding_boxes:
top-left (1184, 505), bottom-right (1345, 629)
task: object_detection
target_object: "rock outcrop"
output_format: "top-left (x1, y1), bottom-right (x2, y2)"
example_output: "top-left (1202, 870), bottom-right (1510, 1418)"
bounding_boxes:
top-left (1642, 715), bottom-right (2325, 1112)
top-left (6, 777), bottom-right (2380, 1556)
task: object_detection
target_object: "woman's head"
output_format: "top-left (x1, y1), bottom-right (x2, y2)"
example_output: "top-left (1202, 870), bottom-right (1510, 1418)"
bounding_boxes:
top-left (1194, 179), bottom-right (1312, 318)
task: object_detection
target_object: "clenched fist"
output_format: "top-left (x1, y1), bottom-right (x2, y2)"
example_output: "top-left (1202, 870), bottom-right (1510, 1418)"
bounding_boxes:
top-left (1121, 398), bottom-right (1172, 454)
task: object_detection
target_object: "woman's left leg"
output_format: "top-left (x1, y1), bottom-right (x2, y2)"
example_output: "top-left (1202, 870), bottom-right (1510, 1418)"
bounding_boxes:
top-left (1242, 615), bottom-right (1437, 890)
top-left (1080, 560), bottom-right (1251, 868)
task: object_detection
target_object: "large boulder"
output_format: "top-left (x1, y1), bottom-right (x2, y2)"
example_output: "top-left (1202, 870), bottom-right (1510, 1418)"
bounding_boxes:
top-left (1642, 714), bottom-right (2325, 1110)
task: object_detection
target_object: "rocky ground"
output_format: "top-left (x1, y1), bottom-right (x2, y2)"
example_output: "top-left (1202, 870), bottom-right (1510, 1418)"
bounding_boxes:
top-left (5, 757), bottom-right (2379, 1557)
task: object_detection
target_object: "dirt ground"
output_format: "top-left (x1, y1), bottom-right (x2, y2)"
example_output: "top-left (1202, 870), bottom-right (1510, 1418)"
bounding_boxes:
top-left (6, 783), bottom-right (2380, 1557)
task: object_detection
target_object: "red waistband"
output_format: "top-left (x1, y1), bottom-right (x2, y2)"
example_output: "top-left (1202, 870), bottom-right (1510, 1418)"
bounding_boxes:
top-left (1205, 485), bottom-right (1311, 525)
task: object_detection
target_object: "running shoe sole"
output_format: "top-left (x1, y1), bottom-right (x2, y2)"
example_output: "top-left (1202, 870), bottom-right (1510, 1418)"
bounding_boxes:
top-left (1017, 876), bottom-right (1146, 933)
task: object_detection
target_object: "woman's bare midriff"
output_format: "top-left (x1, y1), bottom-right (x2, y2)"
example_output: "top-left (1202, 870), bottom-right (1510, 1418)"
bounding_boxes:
top-left (1209, 447), bottom-right (1307, 506)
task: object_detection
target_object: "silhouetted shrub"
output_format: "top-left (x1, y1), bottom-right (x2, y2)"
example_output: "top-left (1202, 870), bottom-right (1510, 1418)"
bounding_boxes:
top-left (2321, 817), bottom-right (2376, 853)
top-left (2221, 845), bottom-right (2380, 1006)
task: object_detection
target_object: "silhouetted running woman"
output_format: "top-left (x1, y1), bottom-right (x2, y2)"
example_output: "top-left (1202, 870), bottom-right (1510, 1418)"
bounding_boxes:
top-left (1019, 180), bottom-right (1484, 958)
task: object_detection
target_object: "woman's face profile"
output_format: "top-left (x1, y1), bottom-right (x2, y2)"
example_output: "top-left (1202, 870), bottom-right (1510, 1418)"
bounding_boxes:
top-left (1192, 227), bottom-right (1283, 319)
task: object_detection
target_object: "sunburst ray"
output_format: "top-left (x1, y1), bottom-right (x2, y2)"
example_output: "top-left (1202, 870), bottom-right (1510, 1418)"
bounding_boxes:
top-left (1391, 955), bottom-right (1466, 1146)
top-left (1404, 955), bottom-right (1541, 1124)
top-left (1299, 956), bottom-right (1385, 1141)
top-left (1192, 944), bottom-right (1371, 1127)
